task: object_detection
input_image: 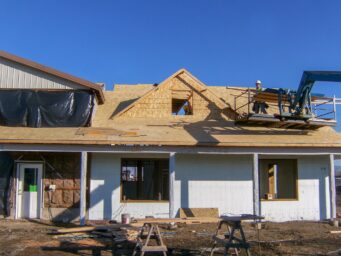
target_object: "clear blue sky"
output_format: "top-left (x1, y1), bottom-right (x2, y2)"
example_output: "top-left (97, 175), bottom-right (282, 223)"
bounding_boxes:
top-left (2, 1), bottom-right (341, 130)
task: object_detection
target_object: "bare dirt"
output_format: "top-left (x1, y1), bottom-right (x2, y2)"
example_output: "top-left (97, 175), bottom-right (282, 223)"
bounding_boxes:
top-left (0, 183), bottom-right (340, 256)
top-left (0, 219), bottom-right (340, 256)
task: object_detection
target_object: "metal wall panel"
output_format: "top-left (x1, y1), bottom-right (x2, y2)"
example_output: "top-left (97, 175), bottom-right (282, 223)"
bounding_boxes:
top-left (0, 57), bottom-right (85, 90)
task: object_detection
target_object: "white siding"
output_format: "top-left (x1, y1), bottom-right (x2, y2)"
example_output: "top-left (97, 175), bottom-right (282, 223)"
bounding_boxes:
top-left (174, 155), bottom-right (254, 216)
top-left (260, 156), bottom-right (330, 221)
top-left (0, 57), bottom-right (85, 90)
top-left (89, 153), bottom-right (169, 220)
top-left (89, 153), bottom-right (330, 222)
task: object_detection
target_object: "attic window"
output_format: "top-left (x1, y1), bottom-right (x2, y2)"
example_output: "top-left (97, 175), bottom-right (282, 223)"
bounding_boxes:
top-left (171, 90), bottom-right (193, 115)
top-left (172, 99), bottom-right (193, 115)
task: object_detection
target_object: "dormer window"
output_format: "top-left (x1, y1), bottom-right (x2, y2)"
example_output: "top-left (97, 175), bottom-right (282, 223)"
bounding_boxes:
top-left (171, 90), bottom-right (193, 115)
top-left (172, 98), bottom-right (193, 115)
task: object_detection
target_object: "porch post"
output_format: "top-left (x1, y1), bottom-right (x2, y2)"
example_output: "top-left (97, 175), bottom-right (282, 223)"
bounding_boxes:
top-left (80, 151), bottom-right (88, 226)
top-left (252, 153), bottom-right (260, 216)
top-left (169, 152), bottom-right (176, 218)
top-left (329, 154), bottom-right (338, 226)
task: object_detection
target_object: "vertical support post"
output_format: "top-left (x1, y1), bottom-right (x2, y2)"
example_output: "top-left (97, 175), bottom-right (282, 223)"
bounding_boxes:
top-left (252, 153), bottom-right (260, 216)
top-left (80, 151), bottom-right (88, 226)
top-left (248, 87), bottom-right (251, 115)
top-left (329, 154), bottom-right (338, 226)
top-left (333, 95), bottom-right (337, 122)
top-left (169, 152), bottom-right (176, 218)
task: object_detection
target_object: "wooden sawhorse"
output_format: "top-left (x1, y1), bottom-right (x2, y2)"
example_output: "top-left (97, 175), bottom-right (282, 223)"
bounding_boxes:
top-left (210, 215), bottom-right (263, 256)
top-left (133, 223), bottom-right (167, 256)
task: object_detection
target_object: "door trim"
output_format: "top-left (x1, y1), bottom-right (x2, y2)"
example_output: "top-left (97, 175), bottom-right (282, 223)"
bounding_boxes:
top-left (15, 162), bottom-right (44, 219)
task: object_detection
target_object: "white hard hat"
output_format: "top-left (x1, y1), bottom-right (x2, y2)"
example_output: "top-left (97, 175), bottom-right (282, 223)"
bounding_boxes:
top-left (256, 80), bottom-right (262, 84)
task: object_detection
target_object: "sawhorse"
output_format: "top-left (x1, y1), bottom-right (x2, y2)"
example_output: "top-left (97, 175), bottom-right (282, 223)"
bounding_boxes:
top-left (210, 215), bottom-right (263, 256)
top-left (133, 223), bottom-right (167, 256)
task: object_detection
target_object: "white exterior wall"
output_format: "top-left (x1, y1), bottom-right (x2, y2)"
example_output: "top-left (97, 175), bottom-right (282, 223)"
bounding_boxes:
top-left (174, 155), bottom-right (254, 216)
top-left (0, 57), bottom-right (84, 90)
top-left (261, 156), bottom-right (330, 221)
top-left (89, 153), bottom-right (330, 222)
top-left (89, 153), bottom-right (169, 220)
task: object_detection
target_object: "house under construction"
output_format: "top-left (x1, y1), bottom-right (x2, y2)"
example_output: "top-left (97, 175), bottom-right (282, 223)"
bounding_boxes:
top-left (0, 51), bottom-right (339, 225)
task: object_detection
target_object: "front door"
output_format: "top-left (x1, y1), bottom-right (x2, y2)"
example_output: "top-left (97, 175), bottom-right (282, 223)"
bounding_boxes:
top-left (17, 163), bottom-right (43, 219)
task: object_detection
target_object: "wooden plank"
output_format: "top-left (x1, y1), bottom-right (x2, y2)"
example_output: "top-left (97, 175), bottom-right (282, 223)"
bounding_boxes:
top-left (179, 208), bottom-right (219, 218)
top-left (141, 246), bottom-right (168, 252)
top-left (56, 226), bottom-right (109, 234)
top-left (135, 217), bottom-right (219, 224)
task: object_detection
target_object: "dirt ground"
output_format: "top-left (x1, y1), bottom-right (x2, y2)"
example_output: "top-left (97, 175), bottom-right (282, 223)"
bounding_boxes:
top-left (0, 183), bottom-right (340, 256)
top-left (0, 219), bottom-right (340, 256)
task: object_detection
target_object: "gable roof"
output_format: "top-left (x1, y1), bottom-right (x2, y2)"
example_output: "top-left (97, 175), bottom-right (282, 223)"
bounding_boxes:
top-left (114, 68), bottom-right (228, 117)
top-left (0, 51), bottom-right (105, 104)
top-left (0, 88), bottom-right (340, 147)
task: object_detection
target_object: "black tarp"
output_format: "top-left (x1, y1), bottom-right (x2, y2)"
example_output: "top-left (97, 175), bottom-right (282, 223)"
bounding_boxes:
top-left (0, 90), bottom-right (94, 127)
top-left (0, 152), bottom-right (13, 216)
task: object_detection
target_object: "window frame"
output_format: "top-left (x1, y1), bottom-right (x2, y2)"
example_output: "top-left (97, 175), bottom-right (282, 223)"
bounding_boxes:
top-left (120, 158), bottom-right (170, 203)
top-left (259, 159), bottom-right (299, 202)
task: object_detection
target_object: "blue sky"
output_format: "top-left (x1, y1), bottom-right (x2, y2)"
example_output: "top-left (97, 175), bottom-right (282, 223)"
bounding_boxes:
top-left (1, 1), bottom-right (341, 129)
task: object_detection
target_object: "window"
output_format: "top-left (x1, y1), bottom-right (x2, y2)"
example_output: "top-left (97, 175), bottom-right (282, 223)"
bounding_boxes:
top-left (24, 168), bottom-right (38, 192)
top-left (259, 159), bottom-right (297, 200)
top-left (171, 90), bottom-right (193, 115)
top-left (121, 159), bottom-right (169, 201)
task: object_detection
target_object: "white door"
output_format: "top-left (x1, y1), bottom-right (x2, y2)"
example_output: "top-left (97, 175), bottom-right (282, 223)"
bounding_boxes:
top-left (17, 163), bottom-right (43, 219)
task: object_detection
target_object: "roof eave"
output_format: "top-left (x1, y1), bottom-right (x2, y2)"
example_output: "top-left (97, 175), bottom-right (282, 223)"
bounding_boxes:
top-left (0, 50), bottom-right (105, 104)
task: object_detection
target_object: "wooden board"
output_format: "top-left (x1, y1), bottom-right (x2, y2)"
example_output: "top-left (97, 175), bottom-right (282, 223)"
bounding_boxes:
top-left (179, 207), bottom-right (219, 218)
top-left (135, 217), bottom-right (219, 224)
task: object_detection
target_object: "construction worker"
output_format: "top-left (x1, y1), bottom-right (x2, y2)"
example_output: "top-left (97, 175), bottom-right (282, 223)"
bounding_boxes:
top-left (253, 80), bottom-right (269, 114)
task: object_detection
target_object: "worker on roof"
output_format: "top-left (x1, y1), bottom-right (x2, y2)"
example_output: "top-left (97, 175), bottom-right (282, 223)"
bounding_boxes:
top-left (252, 80), bottom-right (269, 114)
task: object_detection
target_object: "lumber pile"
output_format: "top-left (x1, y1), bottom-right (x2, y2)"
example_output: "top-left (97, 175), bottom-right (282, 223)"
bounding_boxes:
top-left (53, 224), bottom-right (140, 243)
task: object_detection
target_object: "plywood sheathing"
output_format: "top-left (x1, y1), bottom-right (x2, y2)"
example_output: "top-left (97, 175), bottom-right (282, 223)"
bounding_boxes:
top-left (0, 71), bottom-right (341, 147)
top-left (114, 69), bottom-right (234, 120)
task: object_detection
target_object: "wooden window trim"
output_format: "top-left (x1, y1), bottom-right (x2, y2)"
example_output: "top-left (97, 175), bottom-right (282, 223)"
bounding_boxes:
top-left (259, 159), bottom-right (299, 201)
top-left (120, 158), bottom-right (169, 202)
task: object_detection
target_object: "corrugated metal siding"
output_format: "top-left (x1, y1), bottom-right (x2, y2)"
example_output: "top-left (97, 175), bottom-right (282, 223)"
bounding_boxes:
top-left (0, 57), bottom-right (85, 90)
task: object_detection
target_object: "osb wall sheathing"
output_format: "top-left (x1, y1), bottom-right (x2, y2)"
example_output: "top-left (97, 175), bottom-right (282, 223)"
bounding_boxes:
top-left (117, 71), bottom-right (234, 120)
top-left (10, 152), bottom-right (80, 208)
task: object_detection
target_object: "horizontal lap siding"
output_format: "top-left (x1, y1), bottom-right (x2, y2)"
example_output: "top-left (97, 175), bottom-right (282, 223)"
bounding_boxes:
top-left (0, 57), bottom-right (84, 90)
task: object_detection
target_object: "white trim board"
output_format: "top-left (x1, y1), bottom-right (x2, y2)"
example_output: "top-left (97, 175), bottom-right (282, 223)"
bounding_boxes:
top-left (2, 144), bottom-right (341, 155)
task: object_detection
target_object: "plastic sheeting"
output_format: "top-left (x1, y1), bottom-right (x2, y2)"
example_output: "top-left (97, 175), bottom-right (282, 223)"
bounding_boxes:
top-left (0, 152), bottom-right (13, 216)
top-left (0, 90), bottom-right (94, 127)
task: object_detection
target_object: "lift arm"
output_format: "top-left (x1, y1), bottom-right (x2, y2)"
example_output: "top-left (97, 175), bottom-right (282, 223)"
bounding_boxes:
top-left (292, 71), bottom-right (341, 116)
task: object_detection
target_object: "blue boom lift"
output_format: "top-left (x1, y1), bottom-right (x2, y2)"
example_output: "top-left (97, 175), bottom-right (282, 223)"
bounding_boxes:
top-left (278, 71), bottom-right (341, 120)
top-left (235, 71), bottom-right (340, 128)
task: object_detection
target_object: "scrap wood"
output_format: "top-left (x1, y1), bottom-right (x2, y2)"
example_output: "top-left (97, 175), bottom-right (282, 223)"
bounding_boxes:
top-left (55, 226), bottom-right (111, 234)
top-left (330, 230), bottom-right (341, 234)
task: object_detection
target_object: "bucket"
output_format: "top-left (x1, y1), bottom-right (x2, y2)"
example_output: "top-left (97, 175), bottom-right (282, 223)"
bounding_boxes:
top-left (121, 213), bottom-right (131, 224)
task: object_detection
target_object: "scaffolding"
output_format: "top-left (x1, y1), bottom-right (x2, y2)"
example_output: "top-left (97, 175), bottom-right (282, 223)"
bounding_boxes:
top-left (233, 88), bottom-right (338, 129)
